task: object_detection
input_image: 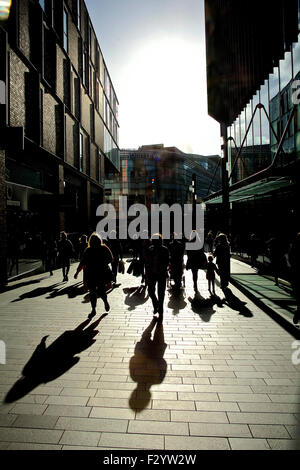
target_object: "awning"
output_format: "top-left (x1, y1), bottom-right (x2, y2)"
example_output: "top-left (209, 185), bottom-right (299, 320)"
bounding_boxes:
top-left (205, 177), bottom-right (294, 204)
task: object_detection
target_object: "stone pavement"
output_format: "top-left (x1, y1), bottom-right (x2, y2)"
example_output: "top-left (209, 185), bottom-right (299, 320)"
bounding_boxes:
top-left (0, 259), bottom-right (300, 451)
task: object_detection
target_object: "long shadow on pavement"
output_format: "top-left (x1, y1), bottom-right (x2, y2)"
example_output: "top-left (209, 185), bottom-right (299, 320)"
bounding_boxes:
top-left (188, 291), bottom-right (219, 322)
top-left (223, 287), bottom-right (254, 317)
top-left (168, 289), bottom-right (187, 315)
top-left (1, 278), bottom-right (45, 294)
top-left (46, 282), bottom-right (84, 299)
top-left (129, 318), bottom-right (167, 412)
top-left (124, 285), bottom-right (149, 311)
top-left (4, 315), bottom-right (107, 403)
top-left (11, 283), bottom-right (63, 302)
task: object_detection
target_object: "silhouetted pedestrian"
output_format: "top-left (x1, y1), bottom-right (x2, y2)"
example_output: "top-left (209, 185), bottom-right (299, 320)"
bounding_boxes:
top-left (249, 233), bottom-right (260, 268)
top-left (74, 232), bottom-right (113, 318)
top-left (144, 233), bottom-right (169, 321)
top-left (78, 235), bottom-right (88, 261)
top-left (140, 230), bottom-right (151, 285)
top-left (186, 231), bottom-right (207, 293)
top-left (289, 232), bottom-right (300, 324)
top-left (214, 233), bottom-right (230, 290)
top-left (206, 231), bottom-right (214, 253)
top-left (7, 233), bottom-right (20, 277)
top-left (46, 235), bottom-right (57, 276)
top-left (206, 255), bottom-right (218, 295)
top-left (57, 232), bottom-right (74, 282)
top-left (266, 235), bottom-right (282, 286)
top-left (168, 232), bottom-right (185, 291)
top-left (106, 230), bottom-right (123, 285)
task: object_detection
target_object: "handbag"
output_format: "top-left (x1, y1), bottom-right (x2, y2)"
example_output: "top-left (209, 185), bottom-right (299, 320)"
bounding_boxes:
top-left (132, 260), bottom-right (142, 277)
top-left (118, 259), bottom-right (125, 274)
top-left (127, 260), bottom-right (134, 274)
top-left (186, 257), bottom-right (192, 270)
top-left (104, 266), bottom-right (113, 283)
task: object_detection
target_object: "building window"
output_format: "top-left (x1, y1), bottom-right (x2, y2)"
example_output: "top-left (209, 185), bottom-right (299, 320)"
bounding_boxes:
top-left (89, 64), bottom-right (92, 96)
top-left (63, 7), bottom-right (68, 53)
top-left (88, 23), bottom-right (92, 57)
top-left (95, 79), bottom-right (99, 110)
top-left (98, 151), bottom-right (101, 182)
top-left (79, 132), bottom-right (84, 172)
top-left (82, 51), bottom-right (86, 87)
top-left (77, 0), bottom-right (81, 30)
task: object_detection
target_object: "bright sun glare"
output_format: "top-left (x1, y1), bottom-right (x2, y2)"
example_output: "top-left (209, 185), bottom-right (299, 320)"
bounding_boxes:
top-left (118, 36), bottom-right (220, 155)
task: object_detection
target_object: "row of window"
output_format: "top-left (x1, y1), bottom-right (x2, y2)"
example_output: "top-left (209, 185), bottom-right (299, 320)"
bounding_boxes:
top-left (39, 0), bottom-right (119, 150)
top-left (228, 30), bottom-right (300, 182)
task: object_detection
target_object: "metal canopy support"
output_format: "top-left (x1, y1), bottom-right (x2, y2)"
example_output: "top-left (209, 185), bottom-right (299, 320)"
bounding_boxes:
top-left (228, 103), bottom-right (286, 183)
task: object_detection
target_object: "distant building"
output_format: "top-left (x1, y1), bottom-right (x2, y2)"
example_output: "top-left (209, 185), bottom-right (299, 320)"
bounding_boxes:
top-left (0, 0), bottom-right (120, 284)
top-left (104, 144), bottom-right (221, 214)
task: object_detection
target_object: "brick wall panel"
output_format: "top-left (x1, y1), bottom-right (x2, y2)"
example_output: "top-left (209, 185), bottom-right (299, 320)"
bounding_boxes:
top-left (56, 46), bottom-right (64, 102)
top-left (43, 94), bottom-right (63, 157)
top-left (95, 111), bottom-right (104, 151)
top-left (68, 19), bottom-right (79, 71)
top-left (18, 0), bottom-right (30, 60)
top-left (9, 51), bottom-right (28, 128)
top-left (81, 89), bottom-right (91, 135)
top-left (65, 114), bottom-right (77, 167)
top-left (90, 142), bottom-right (97, 181)
top-left (0, 150), bottom-right (7, 285)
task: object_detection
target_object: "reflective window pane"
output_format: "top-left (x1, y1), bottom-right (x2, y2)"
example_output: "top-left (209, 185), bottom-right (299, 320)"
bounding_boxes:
top-left (260, 80), bottom-right (270, 145)
top-left (252, 91), bottom-right (261, 146)
top-left (280, 50), bottom-right (292, 90)
top-left (293, 32), bottom-right (300, 79)
top-left (246, 101), bottom-right (253, 148)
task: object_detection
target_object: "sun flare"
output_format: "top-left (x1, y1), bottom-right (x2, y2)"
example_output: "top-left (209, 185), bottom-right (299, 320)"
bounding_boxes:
top-left (118, 36), bottom-right (220, 155)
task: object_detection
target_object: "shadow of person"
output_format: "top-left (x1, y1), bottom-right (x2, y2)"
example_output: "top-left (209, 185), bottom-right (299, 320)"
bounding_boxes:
top-left (129, 319), bottom-right (167, 412)
top-left (124, 285), bottom-right (149, 311)
top-left (188, 291), bottom-right (216, 322)
top-left (4, 315), bottom-right (107, 403)
top-left (46, 282), bottom-right (83, 299)
top-left (1, 278), bottom-right (44, 294)
top-left (168, 290), bottom-right (187, 315)
top-left (11, 283), bottom-right (62, 302)
top-left (222, 287), bottom-right (254, 317)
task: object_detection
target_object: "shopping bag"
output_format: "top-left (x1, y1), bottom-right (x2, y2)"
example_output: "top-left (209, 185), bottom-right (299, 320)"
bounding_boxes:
top-left (118, 259), bottom-right (125, 274)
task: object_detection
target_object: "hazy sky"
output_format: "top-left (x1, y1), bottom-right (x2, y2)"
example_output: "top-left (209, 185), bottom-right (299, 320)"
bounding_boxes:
top-left (85, 0), bottom-right (220, 156)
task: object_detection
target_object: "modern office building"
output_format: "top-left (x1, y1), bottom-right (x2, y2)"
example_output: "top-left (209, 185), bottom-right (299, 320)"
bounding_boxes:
top-left (204, 0), bottom-right (300, 245)
top-left (0, 0), bottom-right (120, 284)
top-left (104, 144), bottom-right (221, 215)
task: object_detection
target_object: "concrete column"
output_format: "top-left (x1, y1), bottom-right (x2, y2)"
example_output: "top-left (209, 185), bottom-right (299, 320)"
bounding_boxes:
top-left (87, 180), bottom-right (91, 232)
top-left (221, 123), bottom-right (230, 235)
top-left (58, 164), bottom-right (65, 232)
top-left (0, 149), bottom-right (7, 286)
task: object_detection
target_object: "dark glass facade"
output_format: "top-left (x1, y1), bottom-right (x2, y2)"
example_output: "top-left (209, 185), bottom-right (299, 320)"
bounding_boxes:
top-left (205, 0), bottom-right (300, 248)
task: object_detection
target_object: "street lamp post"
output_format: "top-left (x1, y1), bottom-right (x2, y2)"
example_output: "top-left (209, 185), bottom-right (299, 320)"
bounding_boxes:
top-left (221, 124), bottom-right (230, 235)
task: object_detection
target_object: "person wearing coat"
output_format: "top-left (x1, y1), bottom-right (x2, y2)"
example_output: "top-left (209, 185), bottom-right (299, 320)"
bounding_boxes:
top-left (214, 233), bottom-right (231, 291)
top-left (186, 230), bottom-right (207, 293)
top-left (144, 233), bottom-right (169, 321)
top-left (74, 232), bottom-right (113, 319)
